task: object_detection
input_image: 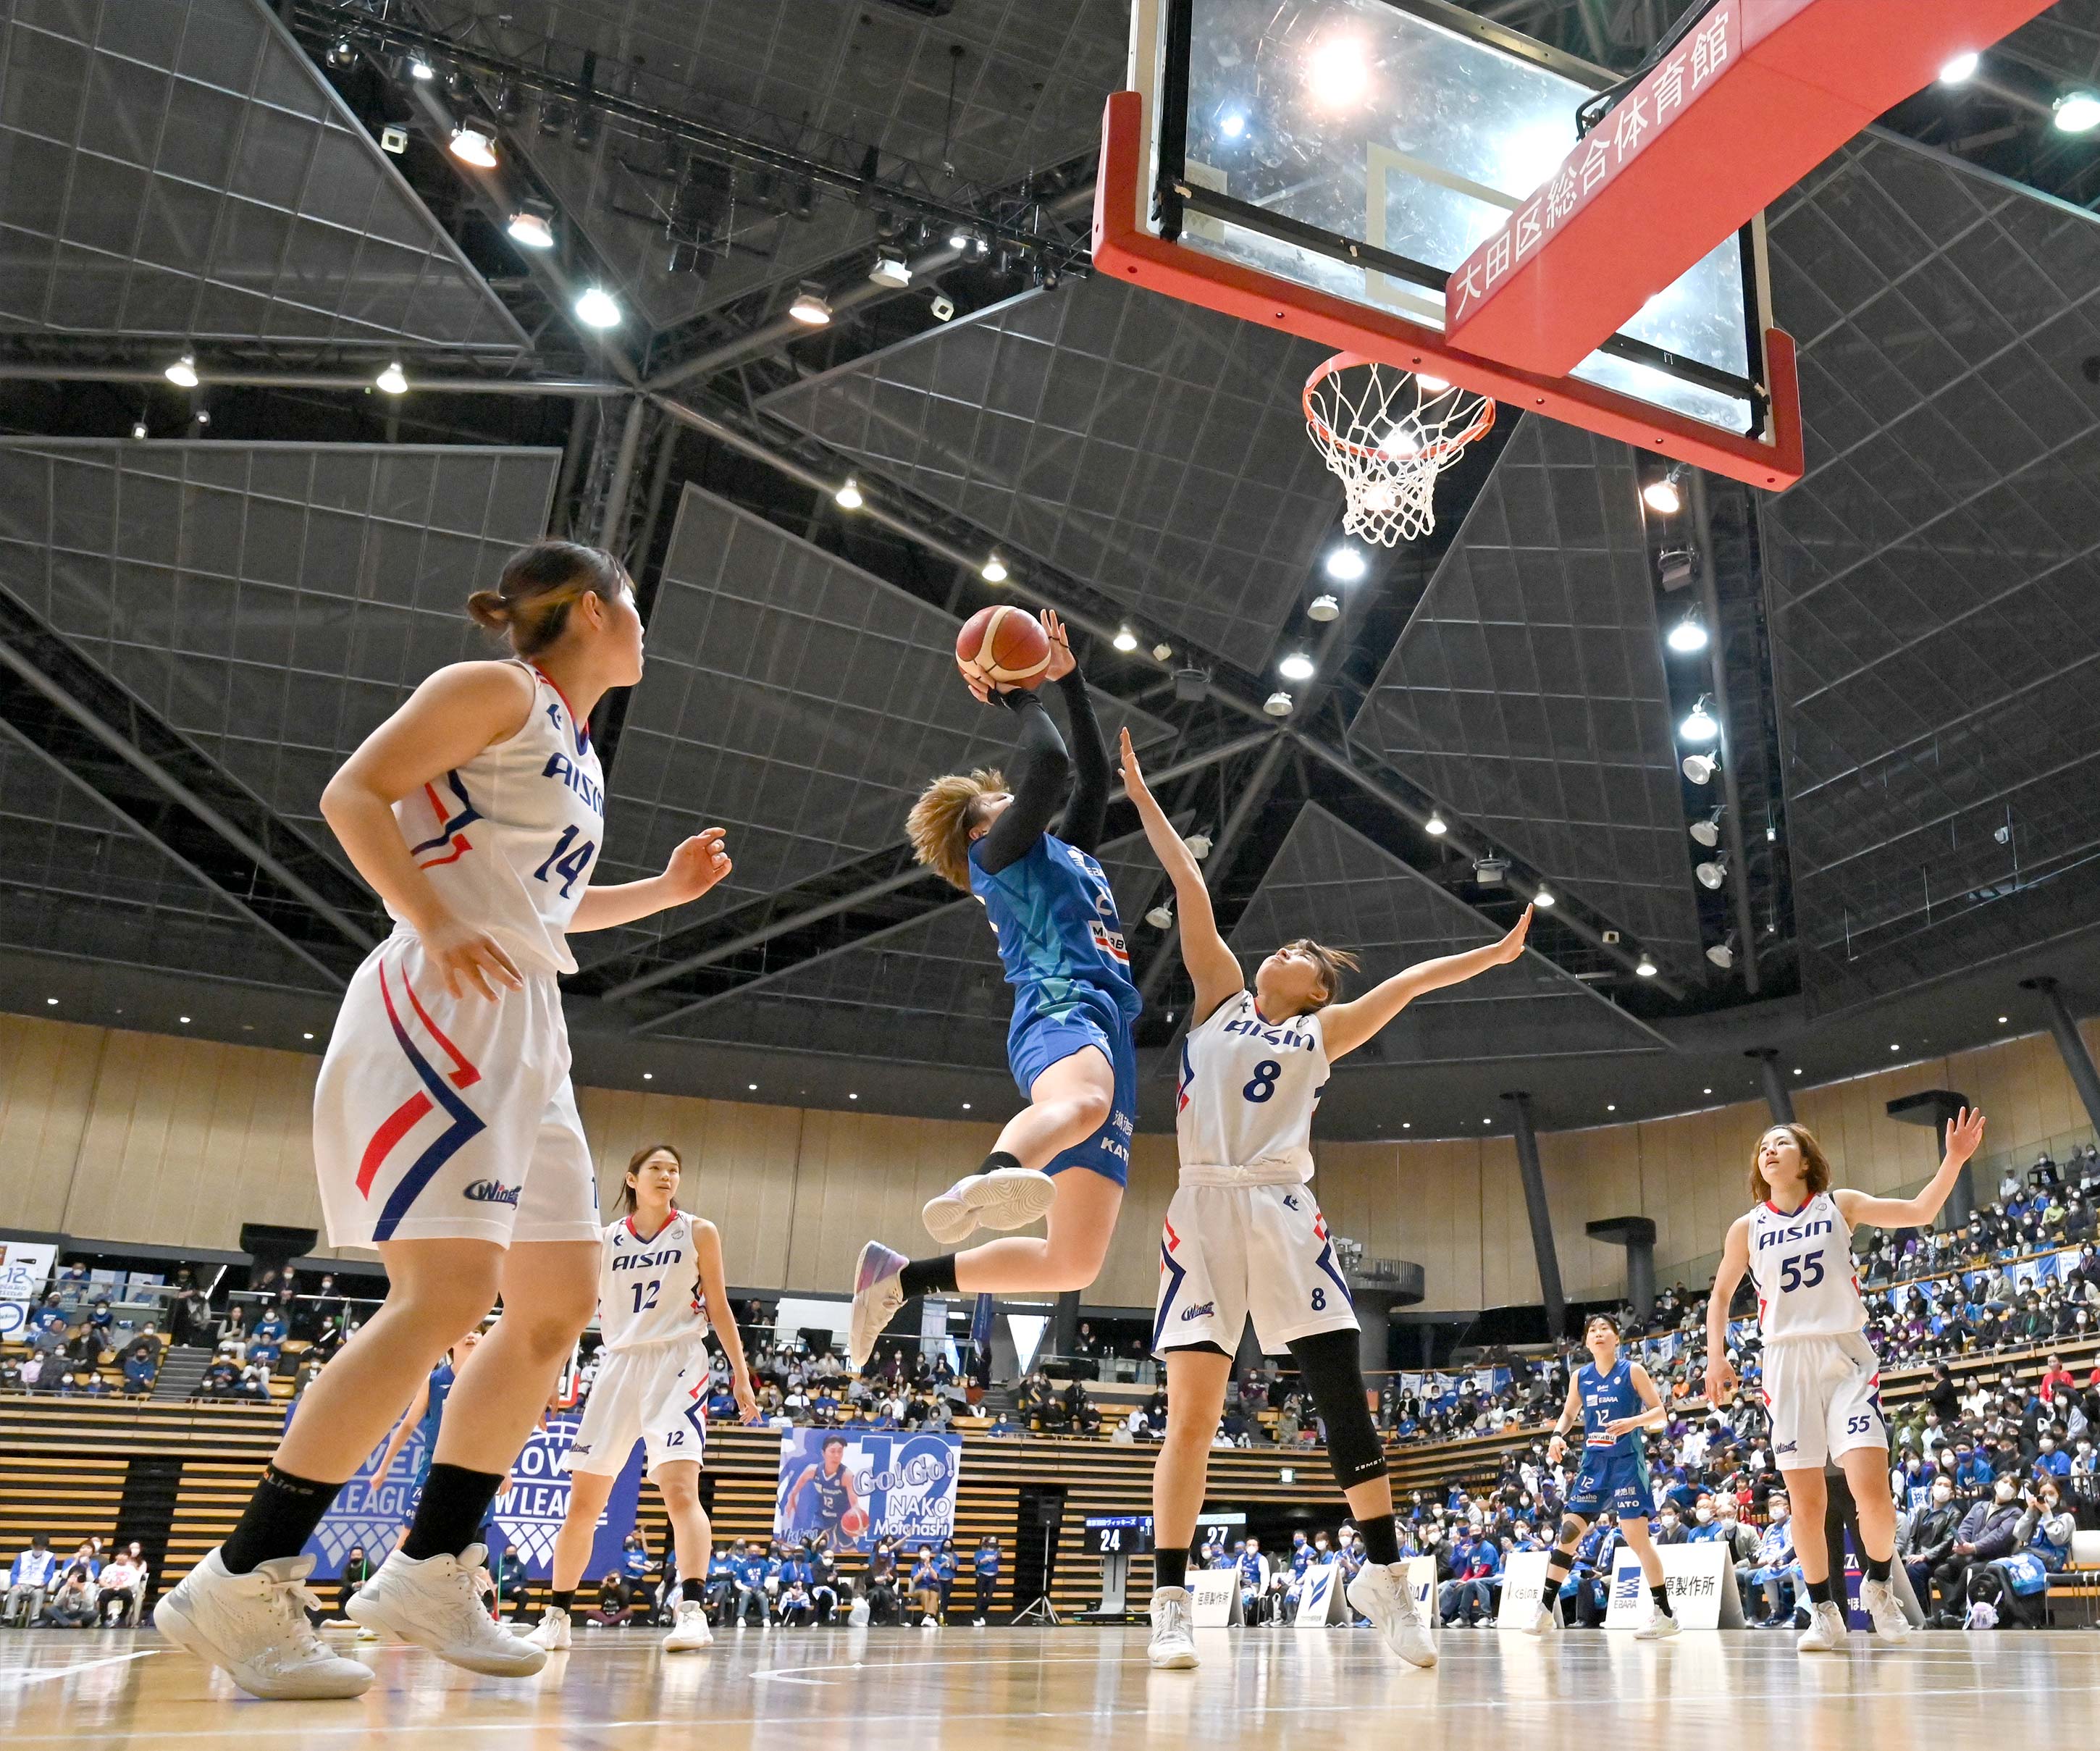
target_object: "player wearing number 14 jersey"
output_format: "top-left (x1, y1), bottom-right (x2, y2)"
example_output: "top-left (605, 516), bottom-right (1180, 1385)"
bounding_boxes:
top-left (1119, 728), bottom-right (1531, 1674)
top-left (1706, 1108), bottom-right (1986, 1654)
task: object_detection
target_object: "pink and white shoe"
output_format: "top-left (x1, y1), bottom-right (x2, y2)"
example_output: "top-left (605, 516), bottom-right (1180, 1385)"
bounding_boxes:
top-left (849, 1242), bottom-right (908, 1370)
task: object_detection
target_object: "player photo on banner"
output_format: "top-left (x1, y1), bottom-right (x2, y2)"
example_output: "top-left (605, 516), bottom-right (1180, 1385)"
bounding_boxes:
top-left (774, 1427), bottom-right (962, 1554)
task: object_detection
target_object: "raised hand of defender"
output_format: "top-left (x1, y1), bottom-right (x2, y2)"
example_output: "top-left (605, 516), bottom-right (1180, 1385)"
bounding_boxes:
top-left (661, 827), bottom-right (732, 904)
top-left (1040, 608), bottom-right (1075, 683)
top-left (1490, 904), bottom-right (1534, 964)
top-left (1944, 1105), bottom-right (1986, 1167)
top-left (1118, 726), bottom-right (1152, 805)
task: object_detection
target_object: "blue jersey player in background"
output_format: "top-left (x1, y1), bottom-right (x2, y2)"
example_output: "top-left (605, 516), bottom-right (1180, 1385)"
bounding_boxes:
top-left (850, 610), bottom-right (1141, 1366)
top-left (1527, 1314), bottom-right (1678, 1639)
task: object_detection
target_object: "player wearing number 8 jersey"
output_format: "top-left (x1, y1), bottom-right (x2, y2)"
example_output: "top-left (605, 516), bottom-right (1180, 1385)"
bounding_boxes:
top-left (1120, 728), bottom-right (1530, 1674)
top-left (161, 544), bottom-right (736, 1702)
top-left (1705, 1108), bottom-right (1986, 1654)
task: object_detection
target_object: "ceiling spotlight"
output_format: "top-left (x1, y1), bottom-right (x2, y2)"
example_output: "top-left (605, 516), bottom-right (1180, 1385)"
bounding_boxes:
top-left (164, 353), bottom-right (198, 387)
top-left (1307, 593), bottom-right (1340, 622)
top-left (1606, 1104), bottom-right (1616, 1112)
top-left (981, 554), bottom-right (1008, 583)
top-left (948, 228), bottom-right (972, 249)
top-left (1152, 642), bottom-right (1174, 662)
top-left (409, 56), bottom-right (435, 80)
top-left (130, 419), bottom-right (148, 440)
top-left (193, 408), bottom-right (210, 427)
top-left (1999, 1016), bottom-right (2009, 1025)
top-left (2056, 91), bottom-right (2100, 133)
top-left (1634, 954), bottom-right (1658, 978)
top-left (448, 124), bottom-right (498, 167)
top-left (1112, 626), bottom-right (1138, 652)
top-left (1424, 812), bottom-right (1448, 836)
top-left (930, 293), bottom-right (956, 322)
top-left (1682, 752), bottom-right (1718, 785)
top-left (506, 209), bottom-right (555, 250)
top-left (1707, 936), bottom-right (1736, 970)
top-left (1324, 545), bottom-right (1368, 582)
top-left (1220, 111), bottom-right (1247, 138)
top-left (1185, 833), bottom-right (1212, 861)
top-left (1939, 51), bottom-right (1979, 85)
top-left (1642, 469), bottom-right (1683, 515)
top-left (1666, 612), bottom-right (1708, 653)
top-left (1689, 807), bottom-right (1724, 849)
top-left (375, 361), bottom-right (408, 395)
top-left (1278, 652), bottom-right (1316, 681)
top-left (1264, 690), bottom-right (1295, 717)
top-left (789, 285), bottom-right (833, 325)
top-left (574, 287), bottom-right (622, 328)
top-left (870, 250), bottom-right (912, 287)
top-left (834, 477), bottom-right (863, 510)
top-left (1146, 902), bottom-right (1174, 930)
top-left (1694, 854), bottom-right (1729, 890)
top-left (1679, 696), bottom-right (1718, 742)
top-left (1532, 886), bottom-right (1555, 908)
top-left (380, 123), bottom-right (408, 154)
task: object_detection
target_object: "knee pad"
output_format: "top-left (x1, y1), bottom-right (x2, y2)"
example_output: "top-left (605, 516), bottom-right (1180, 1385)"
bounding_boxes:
top-left (1285, 1329), bottom-right (1387, 1488)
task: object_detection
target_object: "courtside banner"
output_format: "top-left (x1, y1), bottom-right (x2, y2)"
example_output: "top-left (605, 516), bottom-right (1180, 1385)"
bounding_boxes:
top-left (1495, 1550), bottom-right (1553, 1628)
top-left (1603, 1542), bottom-right (1742, 1629)
top-left (775, 1427), bottom-right (961, 1555)
top-left (1294, 1561), bottom-right (1344, 1629)
top-left (1189, 1568), bottom-right (1241, 1626)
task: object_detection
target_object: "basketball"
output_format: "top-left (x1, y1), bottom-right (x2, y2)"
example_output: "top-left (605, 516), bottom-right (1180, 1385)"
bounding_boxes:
top-left (840, 1507), bottom-right (869, 1538)
top-left (956, 605), bottom-right (1052, 691)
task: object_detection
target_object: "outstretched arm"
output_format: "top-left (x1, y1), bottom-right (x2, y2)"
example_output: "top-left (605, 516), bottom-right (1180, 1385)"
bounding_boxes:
top-left (973, 693), bottom-right (1071, 876)
top-left (1120, 727), bottom-right (1242, 1024)
top-left (1322, 906), bottom-right (1532, 1062)
top-left (1834, 1107), bottom-right (1986, 1232)
top-left (1042, 616), bottom-right (1109, 854)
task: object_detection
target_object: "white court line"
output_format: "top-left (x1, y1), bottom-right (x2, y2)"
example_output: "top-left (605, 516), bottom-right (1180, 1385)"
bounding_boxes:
top-left (0, 1651), bottom-right (160, 1690)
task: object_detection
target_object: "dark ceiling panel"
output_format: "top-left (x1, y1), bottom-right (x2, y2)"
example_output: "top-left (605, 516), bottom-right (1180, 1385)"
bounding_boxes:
top-left (0, 0), bottom-right (526, 348)
top-left (0, 440), bottom-right (561, 832)
top-left (1763, 134), bottom-right (2100, 1014)
top-left (457, 0), bottom-right (1124, 329)
top-left (592, 483), bottom-right (1177, 972)
top-left (1227, 803), bottom-right (1662, 1067)
top-left (760, 275), bottom-right (1348, 671)
top-left (1346, 414), bottom-right (1706, 968)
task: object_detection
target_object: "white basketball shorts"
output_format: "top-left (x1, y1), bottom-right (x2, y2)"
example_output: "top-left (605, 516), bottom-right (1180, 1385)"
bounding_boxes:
top-left (315, 934), bottom-right (600, 1249)
top-left (1153, 1183), bottom-right (1358, 1357)
top-left (563, 1340), bottom-right (710, 1477)
top-left (1760, 1331), bottom-right (1889, 1470)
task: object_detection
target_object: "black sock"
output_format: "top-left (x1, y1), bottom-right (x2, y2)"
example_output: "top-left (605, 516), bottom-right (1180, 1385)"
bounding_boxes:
top-left (222, 1465), bottom-right (344, 1575)
top-left (1359, 1517), bottom-right (1400, 1567)
top-left (550, 1590), bottom-right (575, 1615)
top-left (1650, 1583), bottom-right (1673, 1618)
top-left (679, 1577), bottom-right (705, 1603)
top-left (980, 1149), bottom-right (1023, 1177)
top-left (399, 1464), bottom-right (505, 1562)
top-left (900, 1256), bottom-right (959, 1297)
top-left (1155, 1549), bottom-right (1188, 1591)
top-left (1864, 1553), bottom-right (1891, 1584)
top-left (1805, 1576), bottom-right (1836, 1606)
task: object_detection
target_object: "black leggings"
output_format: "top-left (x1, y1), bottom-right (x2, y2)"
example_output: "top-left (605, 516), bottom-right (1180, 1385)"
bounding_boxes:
top-left (1285, 1329), bottom-right (1389, 1492)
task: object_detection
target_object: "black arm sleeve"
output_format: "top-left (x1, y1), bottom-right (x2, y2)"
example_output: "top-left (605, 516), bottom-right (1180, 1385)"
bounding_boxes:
top-left (1052, 671), bottom-right (1109, 854)
top-left (973, 691), bottom-right (1070, 876)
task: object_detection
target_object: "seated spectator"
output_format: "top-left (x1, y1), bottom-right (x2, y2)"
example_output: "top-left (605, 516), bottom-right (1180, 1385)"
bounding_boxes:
top-left (332, 1547), bottom-right (374, 1621)
top-left (43, 1566), bottom-right (98, 1628)
top-left (5, 1534), bottom-right (58, 1626)
top-left (1899, 1476), bottom-right (1962, 1611)
top-left (1742, 1495), bottom-right (1799, 1626)
top-left (986, 1410), bottom-right (1020, 1438)
top-left (120, 1326), bottom-right (164, 1393)
top-left (909, 1545), bottom-right (943, 1626)
top-left (94, 1548), bottom-right (146, 1626)
top-left (587, 1572), bottom-right (634, 1628)
top-left (777, 1577), bottom-right (814, 1627)
top-left (1931, 1477), bottom-right (2024, 1624)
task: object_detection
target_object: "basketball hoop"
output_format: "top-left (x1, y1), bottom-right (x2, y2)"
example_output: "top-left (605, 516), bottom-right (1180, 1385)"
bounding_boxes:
top-left (1303, 354), bottom-right (1495, 545)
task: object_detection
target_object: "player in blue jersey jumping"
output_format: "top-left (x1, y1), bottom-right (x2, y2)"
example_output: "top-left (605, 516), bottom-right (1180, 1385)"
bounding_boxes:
top-left (1529, 1313), bottom-right (1679, 1639)
top-left (849, 611), bottom-right (1138, 1366)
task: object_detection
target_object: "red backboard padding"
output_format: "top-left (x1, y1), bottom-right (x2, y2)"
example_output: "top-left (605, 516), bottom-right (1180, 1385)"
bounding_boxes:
top-left (1444, 0), bottom-right (2055, 377)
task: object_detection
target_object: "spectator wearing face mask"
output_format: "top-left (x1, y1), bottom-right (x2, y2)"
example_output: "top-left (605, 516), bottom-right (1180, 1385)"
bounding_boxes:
top-left (1742, 1495), bottom-right (1799, 1626)
top-left (1899, 1477), bottom-right (1962, 1611)
top-left (1931, 1476), bottom-right (2024, 1624)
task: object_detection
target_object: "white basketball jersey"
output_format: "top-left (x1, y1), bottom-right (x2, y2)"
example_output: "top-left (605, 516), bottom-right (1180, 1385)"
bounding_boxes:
top-left (1175, 991), bottom-right (1329, 1187)
top-left (389, 660), bottom-right (605, 975)
top-left (1747, 1191), bottom-right (1864, 1341)
top-left (597, 1211), bottom-right (710, 1350)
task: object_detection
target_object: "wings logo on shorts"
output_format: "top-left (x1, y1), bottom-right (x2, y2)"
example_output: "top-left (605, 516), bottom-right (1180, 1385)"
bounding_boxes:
top-left (356, 958), bottom-right (487, 1242)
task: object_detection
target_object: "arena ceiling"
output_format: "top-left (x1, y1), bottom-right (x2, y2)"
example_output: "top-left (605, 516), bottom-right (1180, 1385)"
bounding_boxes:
top-left (3, 0), bottom-right (2100, 1141)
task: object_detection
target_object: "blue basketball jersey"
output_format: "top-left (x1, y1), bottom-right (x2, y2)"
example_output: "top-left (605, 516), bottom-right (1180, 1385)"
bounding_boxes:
top-left (969, 833), bottom-right (1140, 1018)
top-left (1577, 1356), bottom-right (1643, 1456)
top-left (806, 1466), bottom-right (852, 1529)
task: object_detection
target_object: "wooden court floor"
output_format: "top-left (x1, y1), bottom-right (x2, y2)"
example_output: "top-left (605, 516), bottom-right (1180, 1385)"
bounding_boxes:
top-left (3, 1624), bottom-right (2096, 1750)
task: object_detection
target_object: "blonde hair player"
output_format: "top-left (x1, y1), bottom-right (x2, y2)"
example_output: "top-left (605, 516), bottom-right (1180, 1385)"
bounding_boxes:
top-left (523, 1143), bottom-right (757, 1655)
top-left (849, 610), bottom-right (1141, 1366)
top-left (1528, 1314), bottom-right (1676, 1639)
top-left (159, 542), bottom-right (734, 1700)
top-left (1705, 1107), bottom-right (1985, 1653)
top-left (1122, 727), bottom-right (1529, 1671)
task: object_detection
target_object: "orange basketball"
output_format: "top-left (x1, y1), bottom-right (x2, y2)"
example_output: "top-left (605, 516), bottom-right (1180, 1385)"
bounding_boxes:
top-left (956, 605), bottom-right (1051, 690)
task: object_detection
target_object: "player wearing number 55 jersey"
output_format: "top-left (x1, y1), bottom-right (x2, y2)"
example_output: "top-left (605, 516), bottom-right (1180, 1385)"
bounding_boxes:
top-left (1120, 728), bottom-right (1531, 1675)
top-left (1706, 1108), bottom-right (1986, 1655)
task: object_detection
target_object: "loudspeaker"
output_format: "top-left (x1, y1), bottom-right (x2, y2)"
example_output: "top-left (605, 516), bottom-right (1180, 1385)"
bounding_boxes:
top-left (240, 1223), bottom-right (317, 1275)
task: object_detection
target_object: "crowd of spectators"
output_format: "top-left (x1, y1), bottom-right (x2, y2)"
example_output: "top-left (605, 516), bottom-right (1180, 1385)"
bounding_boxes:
top-left (3, 1535), bottom-right (150, 1629)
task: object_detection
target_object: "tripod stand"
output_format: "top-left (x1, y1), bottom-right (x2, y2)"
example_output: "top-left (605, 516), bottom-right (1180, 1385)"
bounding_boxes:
top-left (1010, 1521), bottom-right (1060, 1626)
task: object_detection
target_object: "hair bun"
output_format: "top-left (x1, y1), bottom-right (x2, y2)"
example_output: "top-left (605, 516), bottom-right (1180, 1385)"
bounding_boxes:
top-left (465, 588), bottom-right (511, 630)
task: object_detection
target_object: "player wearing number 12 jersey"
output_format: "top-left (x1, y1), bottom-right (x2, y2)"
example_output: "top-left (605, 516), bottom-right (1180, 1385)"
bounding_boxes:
top-left (1120, 728), bottom-right (1530, 1674)
top-left (1706, 1108), bottom-right (1986, 1654)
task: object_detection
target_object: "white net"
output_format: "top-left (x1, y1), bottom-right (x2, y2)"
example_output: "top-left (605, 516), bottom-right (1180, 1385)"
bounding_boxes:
top-left (1303, 355), bottom-right (1495, 545)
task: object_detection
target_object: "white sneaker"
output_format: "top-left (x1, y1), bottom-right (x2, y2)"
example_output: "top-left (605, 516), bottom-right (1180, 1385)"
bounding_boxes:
top-left (1858, 1579), bottom-right (1911, 1642)
top-left (663, 1600), bottom-right (713, 1651)
top-left (1148, 1586), bottom-right (1198, 1669)
top-left (922, 1167), bottom-right (1057, 1244)
top-left (156, 1548), bottom-right (374, 1700)
top-left (346, 1543), bottom-right (547, 1677)
top-left (1345, 1563), bottom-right (1437, 1669)
top-left (1635, 1605), bottom-right (1681, 1640)
top-left (1524, 1600), bottom-right (1559, 1636)
top-left (973, 1617), bottom-right (986, 1627)
top-left (1797, 1599), bottom-right (1847, 1653)
top-left (848, 1241), bottom-right (908, 1369)
top-left (525, 1605), bottom-right (572, 1651)
top-left (920, 1614), bottom-right (938, 1629)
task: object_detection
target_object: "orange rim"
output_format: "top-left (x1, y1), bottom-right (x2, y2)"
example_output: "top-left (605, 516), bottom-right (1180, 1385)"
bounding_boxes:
top-left (1304, 351), bottom-right (1496, 466)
